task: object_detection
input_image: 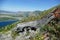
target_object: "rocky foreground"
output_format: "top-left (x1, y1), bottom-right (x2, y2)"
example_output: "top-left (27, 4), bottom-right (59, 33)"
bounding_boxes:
top-left (0, 28), bottom-right (39, 40)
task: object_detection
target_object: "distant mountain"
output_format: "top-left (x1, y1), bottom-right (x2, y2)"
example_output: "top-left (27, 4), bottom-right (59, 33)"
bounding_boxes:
top-left (33, 11), bottom-right (42, 15)
top-left (0, 10), bottom-right (16, 14)
top-left (0, 10), bottom-right (41, 14)
top-left (0, 10), bottom-right (42, 17)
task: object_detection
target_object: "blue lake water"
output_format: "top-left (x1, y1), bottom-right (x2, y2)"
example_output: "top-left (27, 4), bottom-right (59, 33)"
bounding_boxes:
top-left (0, 20), bottom-right (17, 27)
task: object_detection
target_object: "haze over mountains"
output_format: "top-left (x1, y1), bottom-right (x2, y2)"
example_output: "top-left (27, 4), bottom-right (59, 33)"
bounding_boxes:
top-left (0, 10), bottom-right (41, 14)
top-left (0, 10), bottom-right (41, 17)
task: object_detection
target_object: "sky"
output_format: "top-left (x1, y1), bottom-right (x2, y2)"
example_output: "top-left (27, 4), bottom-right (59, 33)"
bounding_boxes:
top-left (0, 0), bottom-right (60, 12)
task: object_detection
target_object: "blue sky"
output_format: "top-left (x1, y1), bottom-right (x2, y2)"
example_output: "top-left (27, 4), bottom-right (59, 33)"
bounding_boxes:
top-left (0, 0), bottom-right (60, 12)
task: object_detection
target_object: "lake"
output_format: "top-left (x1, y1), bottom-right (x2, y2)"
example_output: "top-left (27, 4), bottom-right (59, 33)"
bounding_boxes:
top-left (0, 20), bottom-right (17, 27)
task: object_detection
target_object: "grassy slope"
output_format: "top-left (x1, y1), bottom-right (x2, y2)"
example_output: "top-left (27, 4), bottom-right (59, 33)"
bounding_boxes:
top-left (30, 4), bottom-right (60, 40)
